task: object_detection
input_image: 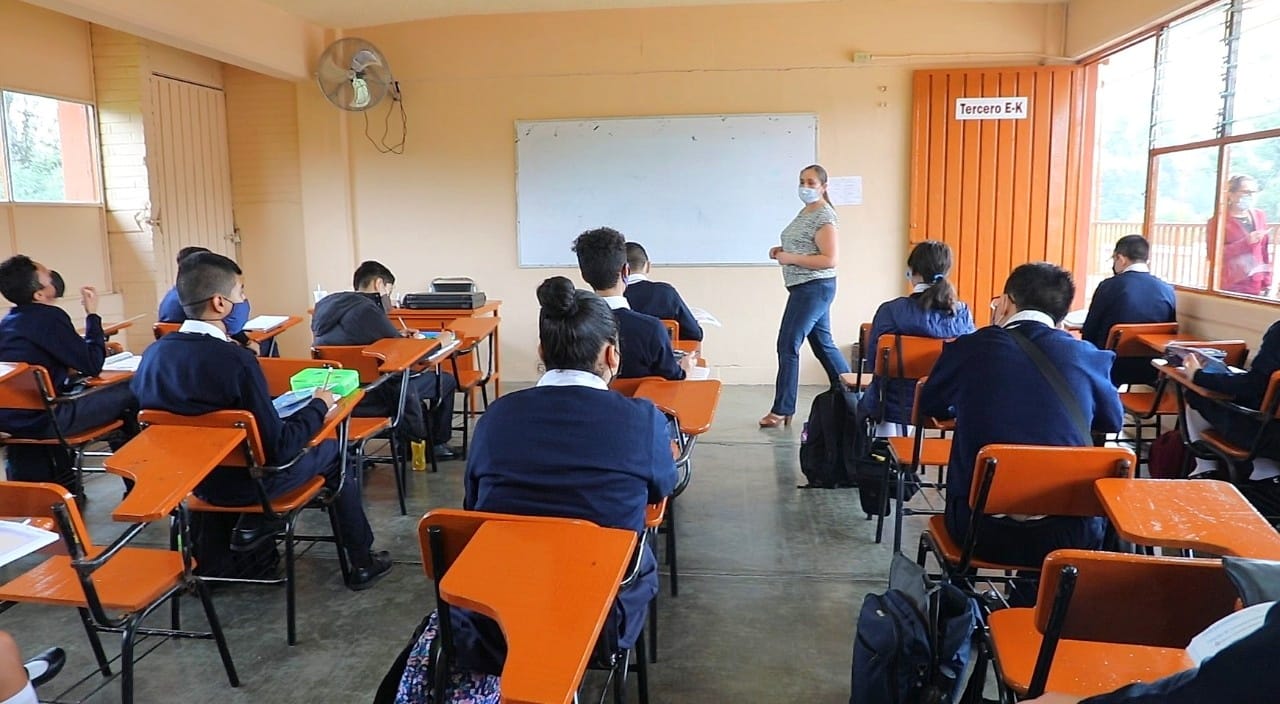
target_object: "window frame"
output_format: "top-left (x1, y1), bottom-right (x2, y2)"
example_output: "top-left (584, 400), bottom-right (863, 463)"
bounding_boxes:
top-left (1085, 0), bottom-right (1280, 306)
top-left (0, 87), bottom-right (103, 207)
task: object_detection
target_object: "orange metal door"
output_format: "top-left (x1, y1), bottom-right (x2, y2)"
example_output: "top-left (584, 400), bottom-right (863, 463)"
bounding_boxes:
top-left (909, 66), bottom-right (1097, 320)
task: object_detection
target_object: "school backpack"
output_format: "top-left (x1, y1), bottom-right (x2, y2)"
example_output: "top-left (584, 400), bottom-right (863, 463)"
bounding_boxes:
top-left (798, 386), bottom-right (861, 488)
top-left (1147, 430), bottom-right (1188, 479)
top-left (854, 438), bottom-right (922, 518)
top-left (850, 555), bottom-right (980, 704)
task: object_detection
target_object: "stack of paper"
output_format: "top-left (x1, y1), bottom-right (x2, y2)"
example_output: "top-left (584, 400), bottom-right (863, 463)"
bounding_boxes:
top-left (103, 352), bottom-right (141, 372)
top-left (243, 315), bottom-right (290, 332)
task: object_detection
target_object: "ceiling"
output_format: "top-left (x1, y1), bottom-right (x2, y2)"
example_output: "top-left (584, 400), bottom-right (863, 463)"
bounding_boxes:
top-left (261, 0), bottom-right (1069, 30)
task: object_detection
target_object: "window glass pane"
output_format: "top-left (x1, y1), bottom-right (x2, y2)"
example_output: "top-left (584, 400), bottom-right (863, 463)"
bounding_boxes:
top-left (1230, 0), bottom-right (1280, 135)
top-left (1087, 37), bottom-right (1156, 297)
top-left (1153, 3), bottom-right (1230, 147)
top-left (1217, 137), bottom-right (1280, 299)
top-left (2, 92), bottom-right (98, 203)
top-left (1150, 146), bottom-right (1220, 289)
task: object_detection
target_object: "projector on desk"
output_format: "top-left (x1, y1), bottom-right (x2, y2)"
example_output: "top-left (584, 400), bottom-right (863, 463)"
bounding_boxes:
top-left (401, 277), bottom-right (487, 309)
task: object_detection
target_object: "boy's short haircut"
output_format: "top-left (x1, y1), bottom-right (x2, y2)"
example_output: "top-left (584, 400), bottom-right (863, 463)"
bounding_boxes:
top-left (572, 227), bottom-right (628, 291)
top-left (1113, 235), bottom-right (1150, 263)
top-left (0, 255), bottom-right (42, 305)
top-left (625, 242), bottom-right (649, 272)
top-left (1004, 262), bottom-right (1076, 324)
top-left (353, 261), bottom-right (396, 290)
top-left (50, 270), bottom-right (66, 298)
top-left (176, 246), bottom-right (211, 265)
top-left (177, 252), bottom-right (242, 319)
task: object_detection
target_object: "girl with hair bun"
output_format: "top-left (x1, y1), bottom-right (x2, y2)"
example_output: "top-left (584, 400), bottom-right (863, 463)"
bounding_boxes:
top-left (392, 276), bottom-right (677, 698)
top-left (857, 240), bottom-right (975, 435)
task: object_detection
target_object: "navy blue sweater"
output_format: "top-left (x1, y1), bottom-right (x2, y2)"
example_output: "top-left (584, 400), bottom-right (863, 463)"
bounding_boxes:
top-left (623, 280), bottom-right (703, 341)
top-left (456, 384), bottom-right (678, 673)
top-left (131, 332), bottom-right (328, 466)
top-left (0, 303), bottom-right (106, 434)
top-left (920, 322), bottom-right (1123, 531)
top-left (615, 308), bottom-right (685, 380)
top-left (1081, 270), bottom-right (1177, 385)
top-left (858, 295), bottom-right (976, 424)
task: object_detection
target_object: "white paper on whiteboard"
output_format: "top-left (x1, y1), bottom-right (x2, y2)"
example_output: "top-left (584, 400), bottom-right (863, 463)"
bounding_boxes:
top-left (828, 176), bottom-right (863, 206)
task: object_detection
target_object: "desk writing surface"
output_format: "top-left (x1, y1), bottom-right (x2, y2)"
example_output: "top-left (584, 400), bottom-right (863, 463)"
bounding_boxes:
top-left (634, 379), bottom-right (723, 436)
top-left (447, 316), bottom-right (500, 345)
top-left (1095, 478), bottom-right (1280, 559)
top-left (362, 338), bottom-right (441, 373)
top-left (1136, 333), bottom-right (1203, 354)
top-left (105, 426), bottom-right (246, 523)
top-left (439, 520), bottom-right (636, 704)
top-left (245, 315), bottom-right (302, 343)
top-left (1153, 359), bottom-right (1232, 401)
top-left (312, 390), bottom-right (364, 446)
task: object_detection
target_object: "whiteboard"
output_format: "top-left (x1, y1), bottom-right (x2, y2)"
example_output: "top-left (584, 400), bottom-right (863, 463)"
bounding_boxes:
top-left (515, 114), bottom-right (818, 267)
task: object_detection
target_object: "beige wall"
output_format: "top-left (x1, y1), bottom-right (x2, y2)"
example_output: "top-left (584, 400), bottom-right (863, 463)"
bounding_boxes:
top-left (332, 1), bottom-right (1060, 383)
top-left (1064, 0), bottom-right (1198, 58)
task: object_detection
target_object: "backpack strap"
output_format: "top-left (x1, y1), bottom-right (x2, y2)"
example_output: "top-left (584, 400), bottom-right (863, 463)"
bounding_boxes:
top-left (1005, 326), bottom-right (1092, 442)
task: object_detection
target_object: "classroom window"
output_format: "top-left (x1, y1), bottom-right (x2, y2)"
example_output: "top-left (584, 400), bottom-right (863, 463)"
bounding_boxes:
top-left (0, 91), bottom-right (100, 204)
top-left (1085, 0), bottom-right (1280, 303)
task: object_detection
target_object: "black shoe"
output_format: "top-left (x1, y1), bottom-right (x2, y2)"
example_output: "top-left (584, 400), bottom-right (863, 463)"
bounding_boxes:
top-left (231, 515), bottom-right (286, 552)
top-left (24, 647), bottom-right (66, 687)
top-left (432, 444), bottom-right (457, 460)
top-left (347, 550), bottom-right (393, 591)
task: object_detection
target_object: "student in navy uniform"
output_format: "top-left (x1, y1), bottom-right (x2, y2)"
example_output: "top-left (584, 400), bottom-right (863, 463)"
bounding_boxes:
top-left (311, 260), bottom-right (459, 459)
top-left (1180, 319), bottom-right (1280, 517)
top-left (921, 263), bottom-right (1123, 602)
top-left (858, 240), bottom-right (975, 435)
top-left (0, 255), bottom-right (139, 484)
top-left (1080, 235), bottom-right (1177, 386)
top-left (623, 242), bottom-right (703, 342)
top-left (1025, 601), bottom-right (1280, 703)
top-left (131, 252), bottom-right (391, 590)
top-left (572, 227), bottom-right (695, 380)
top-left (157, 246), bottom-right (254, 349)
top-left (436, 276), bottom-right (677, 678)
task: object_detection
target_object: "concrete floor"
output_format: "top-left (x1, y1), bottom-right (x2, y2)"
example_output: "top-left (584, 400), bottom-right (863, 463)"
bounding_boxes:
top-left (3, 384), bottom-right (936, 703)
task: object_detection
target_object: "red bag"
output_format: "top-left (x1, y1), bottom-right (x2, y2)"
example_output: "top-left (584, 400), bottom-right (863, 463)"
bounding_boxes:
top-left (1148, 430), bottom-right (1188, 479)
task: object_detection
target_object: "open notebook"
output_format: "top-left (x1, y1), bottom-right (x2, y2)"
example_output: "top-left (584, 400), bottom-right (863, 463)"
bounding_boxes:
top-left (103, 352), bottom-right (142, 372)
top-left (242, 315), bottom-right (291, 332)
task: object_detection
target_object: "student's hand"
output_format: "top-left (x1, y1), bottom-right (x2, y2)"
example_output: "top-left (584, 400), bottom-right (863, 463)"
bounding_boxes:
top-left (400, 329), bottom-right (417, 338)
top-left (680, 351), bottom-right (698, 375)
top-left (1183, 352), bottom-right (1202, 375)
top-left (1020, 694), bottom-right (1082, 704)
top-left (768, 246), bottom-right (783, 260)
top-left (80, 286), bottom-right (98, 315)
top-left (312, 389), bottom-right (337, 407)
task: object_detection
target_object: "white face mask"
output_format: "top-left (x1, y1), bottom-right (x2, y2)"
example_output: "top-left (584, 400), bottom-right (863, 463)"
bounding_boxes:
top-left (798, 186), bottom-right (822, 204)
top-left (1237, 194), bottom-right (1255, 211)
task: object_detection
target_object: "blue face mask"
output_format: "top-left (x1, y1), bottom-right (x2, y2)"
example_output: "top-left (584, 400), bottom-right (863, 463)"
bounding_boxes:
top-left (798, 186), bottom-right (822, 204)
top-left (224, 299), bottom-right (251, 334)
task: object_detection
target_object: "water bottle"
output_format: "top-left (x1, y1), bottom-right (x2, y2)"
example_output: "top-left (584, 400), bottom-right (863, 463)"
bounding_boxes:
top-left (411, 440), bottom-right (427, 471)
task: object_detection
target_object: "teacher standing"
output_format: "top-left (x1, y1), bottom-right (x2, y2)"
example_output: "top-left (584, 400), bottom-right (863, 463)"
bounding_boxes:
top-left (761, 164), bottom-right (850, 428)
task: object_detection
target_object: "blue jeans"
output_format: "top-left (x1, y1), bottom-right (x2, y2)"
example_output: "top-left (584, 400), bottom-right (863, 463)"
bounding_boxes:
top-left (772, 277), bottom-right (850, 416)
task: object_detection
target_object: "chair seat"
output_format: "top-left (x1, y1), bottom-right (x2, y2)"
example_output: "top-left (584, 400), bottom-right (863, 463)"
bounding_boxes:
top-left (989, 607), bottom-right (1195, 697)
top-left (0, 420), bottom-right (124, 447)
top-left (349, 416), bottom-right (392, 442)
top-left (456, 368), bottom-right (488, 391)
top-left (887, 436), bottom-right (952, 467)
top-left (924, 515), bottom-right (1031, 573)
top-left (1120, 391), bottom-right (1178, 418)
top-left (186, 476), bottom-right (327, 514)
top-left (1198, 429), bottom-right (1252, 460)
top-left (0, 548), bottom-right (184, 611)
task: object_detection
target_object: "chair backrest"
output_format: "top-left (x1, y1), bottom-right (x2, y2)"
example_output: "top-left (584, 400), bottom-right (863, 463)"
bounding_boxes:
top-left (609, 375), bottom-right (665, 398)
top-left (969, 444), bottom-right (1135, 517)
top-left (1106, 322), bottom-right (1178, 357)
top-left (311, 345), bottom-right (381, 384)
top-left (660, 319), bottom-right (679, 341)
top-left (874, 334), bottom-right (946, 380)
top-left (138, 409), bottom-right (265, 468)
top-left (417, 508), bottom-right (594, 580)
top-left (908, 377), bottom-right (952, 430)
top-left (0, 365), bottom-right (55, 411)
top-left (1261, 370), bottom-right (1280, 420)
top-left (259, 357), bottom-right (340, 397)
top-left (1036, 549), bottom-right (1238, 647)
top-left (152, 322), bottom-right (181, 340)
top-left (0, 481), bottom-right (93, 553)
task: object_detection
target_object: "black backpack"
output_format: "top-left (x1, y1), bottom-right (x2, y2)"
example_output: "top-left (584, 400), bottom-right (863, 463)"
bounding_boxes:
top-left (854, 439), bottom-right (922, 518)
top-left (798, 386), bottom-right (861, 488)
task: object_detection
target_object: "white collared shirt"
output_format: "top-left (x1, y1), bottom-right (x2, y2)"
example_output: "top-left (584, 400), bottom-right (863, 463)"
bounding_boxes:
top-left (1121, 262), bottom-right (1151, 274)
top-left (624, 273), bottom-right (649, 285)
top-left (911, 283), bottom-right (931, 294)
top-left (1002, 310), bottom-right (1056, 328)
top-left (602, 295), bottom-right (630, 311)
top-left (178, 319), bottom-right (230, 342)
top-left (536, 369), bottom-right (609, 390)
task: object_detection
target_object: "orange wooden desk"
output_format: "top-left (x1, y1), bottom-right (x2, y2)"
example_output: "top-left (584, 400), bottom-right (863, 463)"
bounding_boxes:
top-left (362, 337), bottom-right (445, 373)
top-left (84, 370), bottom-right (134, 388)
top-left (392, 301), bottom-right (502, 394)
top-left (439, 520), bottom-right (636, 704)
top-left (1095, 478), bottom-right (1280, 559)
top-left (673, 339), bottom-right (699, 356)
top-left (312, 390), bottom-right (364, 445)
top-left (105, 426), bottom-right (246, 523)
top-left (633, 379), bottom-right (723, 436)
top-left (245, 315), bottom-right (302, 345)
top-left (1136, 333), bottom-right (1204, 354)
top-left (1153, 360), bottom-right (1232, 401)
